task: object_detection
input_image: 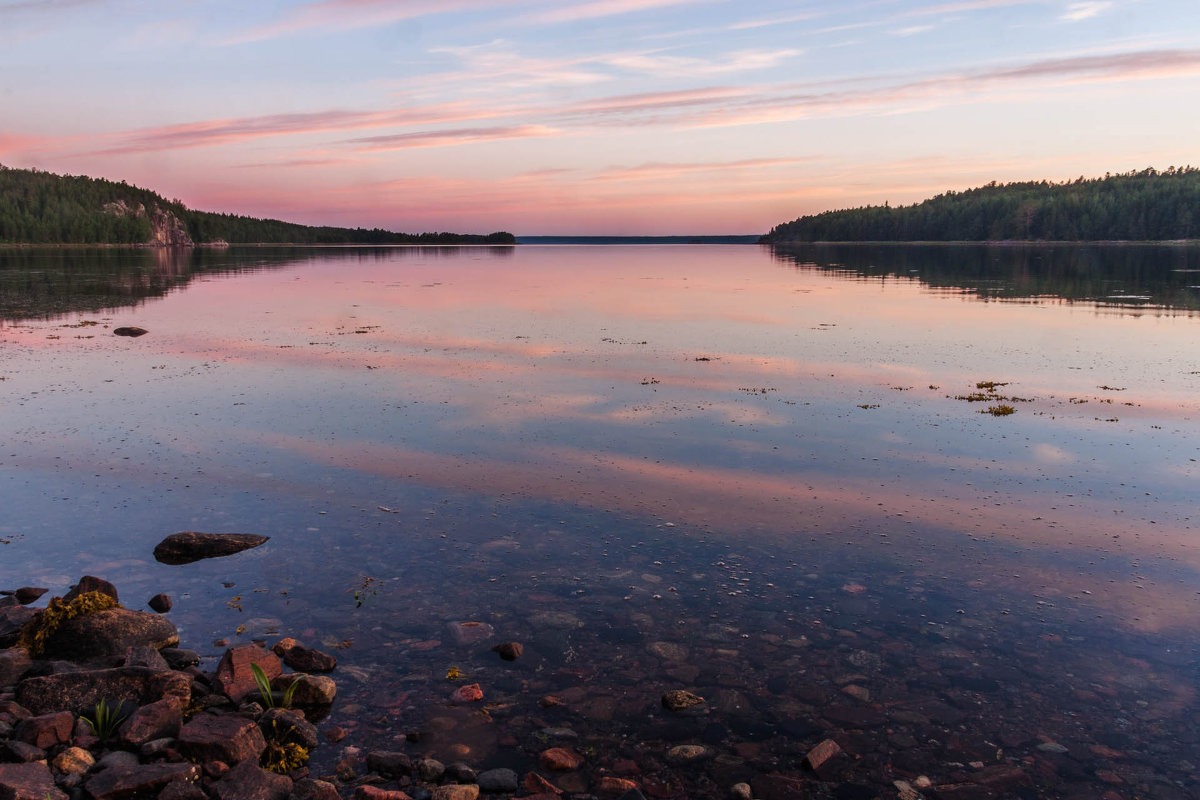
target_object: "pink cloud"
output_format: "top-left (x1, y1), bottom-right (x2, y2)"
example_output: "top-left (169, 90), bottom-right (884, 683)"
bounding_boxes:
top-left (347, 124), bottom-right (560, 152)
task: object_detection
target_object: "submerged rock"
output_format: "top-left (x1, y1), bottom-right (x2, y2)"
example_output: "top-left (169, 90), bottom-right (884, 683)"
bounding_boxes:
top-left (152, 532), bottom-right (269, 565)
top-left (112, 327), bottom-right (148, 337)
top-left (491, 642), bottom-right (523, 661)
top-left (271, 638), bottom-right (336, 673)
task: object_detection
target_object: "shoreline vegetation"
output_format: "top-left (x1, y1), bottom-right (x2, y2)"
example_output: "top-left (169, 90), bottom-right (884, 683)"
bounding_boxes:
top-left (0, 165), bottom-right (515, 247)
top-left (761, 167), bottom-right (1200, 244)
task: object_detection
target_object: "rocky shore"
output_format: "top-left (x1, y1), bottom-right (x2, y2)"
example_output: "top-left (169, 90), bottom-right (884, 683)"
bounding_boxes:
top-left (3, 551), bottom-right (1198, 800)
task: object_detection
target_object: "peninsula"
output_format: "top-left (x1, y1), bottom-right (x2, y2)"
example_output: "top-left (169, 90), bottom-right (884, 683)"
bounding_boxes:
top-left (0, 165), bottom-right (514, 246)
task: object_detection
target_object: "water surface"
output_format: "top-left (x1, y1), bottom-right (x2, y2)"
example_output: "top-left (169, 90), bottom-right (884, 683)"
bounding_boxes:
top-left (2, 244), bottom-right (1198, 797)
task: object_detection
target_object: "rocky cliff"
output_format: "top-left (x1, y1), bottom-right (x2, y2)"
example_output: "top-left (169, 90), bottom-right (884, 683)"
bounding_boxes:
top-left (103, 199), bottom-right (194, 247)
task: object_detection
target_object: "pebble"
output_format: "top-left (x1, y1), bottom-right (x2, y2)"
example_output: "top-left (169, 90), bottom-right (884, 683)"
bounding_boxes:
top-left (729, 782), bottom-right (752, 800)
top-left (665, 744), bottom-right (711, 764)
top-left (539, 747), bottom-right (584, 771)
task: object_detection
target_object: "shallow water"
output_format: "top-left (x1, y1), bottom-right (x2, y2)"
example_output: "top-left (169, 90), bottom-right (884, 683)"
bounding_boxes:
top-left (2, 244), bottom-right (1198, 797)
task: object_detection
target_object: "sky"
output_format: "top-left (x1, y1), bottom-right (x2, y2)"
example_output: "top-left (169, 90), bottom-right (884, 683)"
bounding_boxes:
top-left (0, 0), bottom-right (1198, 235)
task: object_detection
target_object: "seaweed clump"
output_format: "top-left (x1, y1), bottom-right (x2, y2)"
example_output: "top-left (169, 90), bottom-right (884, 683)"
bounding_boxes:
top-left (17, 591), bottom-right (121, 655)
top-left (260, 718), bottom-right (311, 774)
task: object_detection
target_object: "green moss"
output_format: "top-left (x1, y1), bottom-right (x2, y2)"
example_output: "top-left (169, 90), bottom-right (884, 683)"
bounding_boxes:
top-left (983, 404), bottom-right (1016, 416)
top-left (17, 591), bottom-right (120, 655)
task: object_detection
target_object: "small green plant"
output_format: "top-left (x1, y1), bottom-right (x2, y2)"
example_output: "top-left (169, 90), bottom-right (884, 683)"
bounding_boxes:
top-left (250, 663), bottom-right (299, 709)
top-left (983, 404), bottom-right (1016, 416)
top-left (81, 698), bottom-right (133, 741)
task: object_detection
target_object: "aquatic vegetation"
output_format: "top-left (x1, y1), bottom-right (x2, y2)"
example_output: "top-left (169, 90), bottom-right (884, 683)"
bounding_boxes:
top-left (983, 404), bottom-right (1016, 416)
top-left (250, 663), bottom-right (299, 709)
top-left (857, 404), bottom-right (880, 409)
top-left (80, 698), bottom-right (133, 741)
top-left (446, 665), bottom-right (464, 681)
top-left (18, 590), bottom-right (120, 655)
top-left (976, 381), bottom-right (1009, 390)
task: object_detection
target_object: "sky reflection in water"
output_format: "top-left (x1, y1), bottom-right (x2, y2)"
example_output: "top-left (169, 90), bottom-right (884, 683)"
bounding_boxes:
top-left (1, 244), bottom-right (1198, 641)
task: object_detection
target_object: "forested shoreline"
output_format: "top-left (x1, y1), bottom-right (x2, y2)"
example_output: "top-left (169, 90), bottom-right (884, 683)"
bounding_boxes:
top-left (0, 165), bottom-right (514, 245)
top-left (761, 167), bottom-right (1200, 243)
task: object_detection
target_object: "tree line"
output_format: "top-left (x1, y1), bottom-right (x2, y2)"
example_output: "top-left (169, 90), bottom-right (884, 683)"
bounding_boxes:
top-left (761, 167), bottom-right (1200, 243)
top-left (0, 165), bottom-right (514, 245)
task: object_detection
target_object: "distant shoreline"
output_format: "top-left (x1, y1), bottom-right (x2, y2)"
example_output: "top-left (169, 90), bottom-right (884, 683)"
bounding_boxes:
top-left (762, 239), bottom-right (1200, 247)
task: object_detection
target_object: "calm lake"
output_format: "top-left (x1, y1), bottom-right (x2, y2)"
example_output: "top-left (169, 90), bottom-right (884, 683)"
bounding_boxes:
top-left (2, 244), bottom-right (1199, 798)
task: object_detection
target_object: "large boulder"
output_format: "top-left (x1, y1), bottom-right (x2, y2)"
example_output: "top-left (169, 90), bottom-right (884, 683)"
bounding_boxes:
top-left (15, 666), bottom-right (190, 716)
top-left (39, 608), bottom-right (178, 660)
top-left (153, 532), bottom-right (269, 565)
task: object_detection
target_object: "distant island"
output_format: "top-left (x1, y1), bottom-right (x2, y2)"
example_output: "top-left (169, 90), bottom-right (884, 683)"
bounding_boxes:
top-left (761, 167), bottom-right (1199, 244)
top-left (0, 165), bottom-right (515, 246)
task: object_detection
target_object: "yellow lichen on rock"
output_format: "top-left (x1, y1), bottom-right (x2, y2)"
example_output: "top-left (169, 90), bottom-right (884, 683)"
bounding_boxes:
top-left (17, 590), bottom-right (121, 655)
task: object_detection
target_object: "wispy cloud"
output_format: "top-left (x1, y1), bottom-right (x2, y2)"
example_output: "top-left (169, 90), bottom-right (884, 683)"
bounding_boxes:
top-left (64, 46), bottom-right (1200, 162)
top-left (893, 24), bottom-right (935, 36)
top-left (521, 0), bottom-right (713, 25)
top-left (1061, 0), bottom-right (1114, 21)
top-left (603, 48), bottom-right (802, 77)
top-left (594, 157), bottom-right (817, 182)
top-left (348, 124), bottom-right (558, 151)
top-left (85, 104), bottom-right (511, 155)
top-left (226, 0), bottom-right (499, 44)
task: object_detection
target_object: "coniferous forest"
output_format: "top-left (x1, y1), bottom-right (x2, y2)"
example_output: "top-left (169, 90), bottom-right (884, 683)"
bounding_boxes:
top-left (0, 165), bottom-right (515, 245)
top-left (761, 167), bottom-right (1200, 243)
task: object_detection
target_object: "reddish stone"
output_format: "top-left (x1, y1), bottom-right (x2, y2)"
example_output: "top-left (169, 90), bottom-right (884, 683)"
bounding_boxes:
top-left (64, 575), bottom-right (119, 603)
top-left (598, 776), bottom-right (640, 795)
top-left (539, 747), bottom-right (584, 771)
top-left (611, 759), bottom-right (640, 776)
top-left (430, 788), bottom-right (479, 800)
top-left (1096, 770), bottom-right (1124, 785)
top-left (84, 763), bottom-right (199, 800)
top-left (14, 588), bottom-right (47, 605)
top-left (0, 648), bottom-right (32, 686)
top-left (324, 725), bottom-right (346, 743)
top-left (14, 710), bottom-right (73, 749)
top-left (523, 772), bottom-right (563, 794)
top-left (148, 593), bottom-right (173, 613)
top-left (491, 642), bottom-right (523, 661)
top-left (355, 787), bottom-right (413, 800)
top-left (804, 739), bottom-right (842, 772)
top-left (211, 760), bottom-right (291, 800)
top-left (447, 621), bottom-right (494, 646)
top-left (0, 761), bottom-right (68, 800)
top-left (214, 643), bottom-right (282, 703)
top-left (271, 638), bottom-right (337, 672)
top-left (118, 696), bottom-right (184, 747)
top-left (177, 713), bottom-right (266, 764)
top-left (450, 683), bottom-right (483, 703)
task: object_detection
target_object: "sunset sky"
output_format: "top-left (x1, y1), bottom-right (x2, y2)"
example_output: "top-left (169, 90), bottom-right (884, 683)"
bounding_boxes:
top-left (1, 0), bottom-right (1197, 234)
